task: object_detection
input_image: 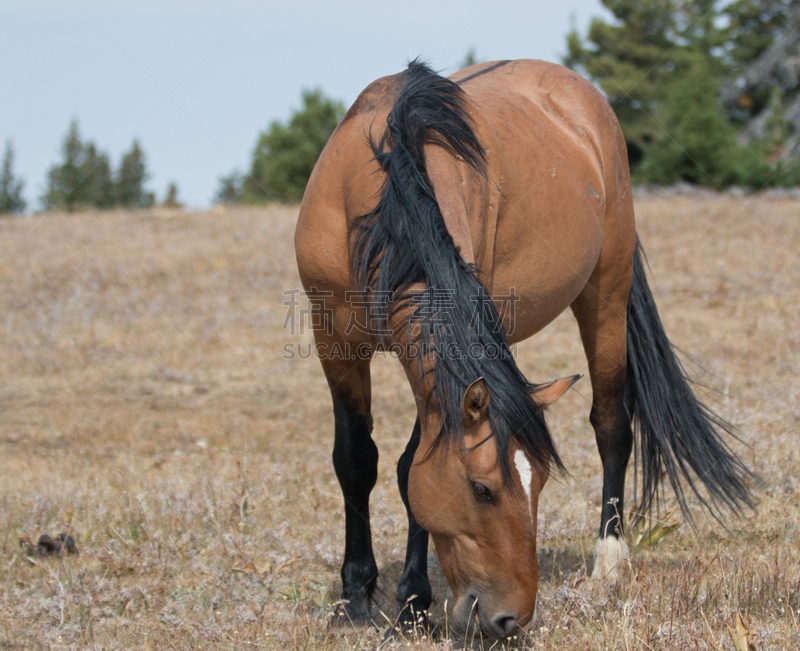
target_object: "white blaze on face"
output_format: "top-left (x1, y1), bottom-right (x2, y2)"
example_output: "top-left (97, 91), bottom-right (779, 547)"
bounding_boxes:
top-left (513, 449), bottom-right (534, 524)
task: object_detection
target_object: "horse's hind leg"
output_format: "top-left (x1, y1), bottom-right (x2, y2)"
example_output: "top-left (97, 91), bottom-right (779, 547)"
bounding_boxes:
top-left (571, 237), bottom-right (635, 580)
top-left (393, 418), bottom-right (433, 634)
top-left (318, 338), bottom-right (379, 623)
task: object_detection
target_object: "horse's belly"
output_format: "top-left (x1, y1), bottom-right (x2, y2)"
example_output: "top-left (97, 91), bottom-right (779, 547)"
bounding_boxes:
top-left (488, 201), bottom-right (604, 344)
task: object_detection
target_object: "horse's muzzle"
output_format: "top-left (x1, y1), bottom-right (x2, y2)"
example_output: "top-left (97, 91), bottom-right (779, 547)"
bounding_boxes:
top-left (452, 590), bottom-right (531, 640)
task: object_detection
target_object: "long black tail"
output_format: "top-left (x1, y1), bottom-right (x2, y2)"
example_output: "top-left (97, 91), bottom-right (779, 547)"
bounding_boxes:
top-left (627, 237), bottom-right (755, 523)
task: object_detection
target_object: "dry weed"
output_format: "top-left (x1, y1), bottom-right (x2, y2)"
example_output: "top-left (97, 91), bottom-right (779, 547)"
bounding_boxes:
top-left (0, 197), bottom-right (798, 649)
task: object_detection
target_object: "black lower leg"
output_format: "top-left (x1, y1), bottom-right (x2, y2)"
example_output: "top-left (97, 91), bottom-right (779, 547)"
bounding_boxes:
top-left (395, 419), bottom-right (432, 630)
top-left (332, 392), bottom-right (379, 621)
top-left (591, 378), bottom-right (634, 539)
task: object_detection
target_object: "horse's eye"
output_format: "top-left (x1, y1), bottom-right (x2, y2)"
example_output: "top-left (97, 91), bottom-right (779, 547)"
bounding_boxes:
top-left (472, 483), bottom-right (492, 501)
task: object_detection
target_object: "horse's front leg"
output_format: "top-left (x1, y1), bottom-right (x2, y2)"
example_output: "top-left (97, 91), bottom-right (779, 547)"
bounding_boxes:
top-left (318, 336), bottom-right (378, 624)
top-left (390, 418), bottom-right (433, 636)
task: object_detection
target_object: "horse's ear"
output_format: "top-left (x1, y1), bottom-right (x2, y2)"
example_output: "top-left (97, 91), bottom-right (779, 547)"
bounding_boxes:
top-left (530, 374), bottom-right (582, 408)
top-left (462, 377), bottom-right (490, 425)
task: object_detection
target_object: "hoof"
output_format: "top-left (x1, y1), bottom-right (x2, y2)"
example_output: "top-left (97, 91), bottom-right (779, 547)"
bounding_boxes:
top-left (328, 600), bottom-right (374, 629)
top-left (591, 535), bottom-right (629, 580)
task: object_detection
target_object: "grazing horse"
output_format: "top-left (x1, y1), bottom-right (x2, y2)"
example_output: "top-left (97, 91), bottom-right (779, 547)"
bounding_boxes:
top-left (294, 60), bottom-right (753, 639)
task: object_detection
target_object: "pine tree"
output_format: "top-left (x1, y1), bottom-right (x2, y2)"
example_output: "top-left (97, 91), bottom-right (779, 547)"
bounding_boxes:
top-left (636, 56), bottom-right (740, 186)
top-left (565, 0), bottom-right (800, 173)
top-left (720, 0), bottom-right (800, 161)
top-left (42, 119), bottom-right (88, 211)
top-left (0, 141), bottom-right (26, 215)
top-left (115, 140), bottom-right (150, 209)
top-left (722, 0), bottom-right (797, 76)
top-left (213, 171), bottom-right (243, 205)
top-left (460, 48), bottom-right (480, 69)
top-left (82, 142), bottom-right (115, 209)
top-left (162, 182), bottom-right (182, 209)
top-left (245, 89), bottom-right (345, 203)
top-left (565, 0), bottom-right (686, 162)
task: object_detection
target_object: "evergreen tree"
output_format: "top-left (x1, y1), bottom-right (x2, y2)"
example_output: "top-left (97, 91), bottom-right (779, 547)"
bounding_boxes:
top-left (565, 0), bottom-right (686, 162)
top-left (460, 48), bottom-right (480, 68)
top-left (636, 56), bottom-right (739, 186)
top-left (722, 0), bottom-right (796, 76)
top-left (42, 119), bottom-right (88, 211)
top-left (719, 0), bottom-right (800, 153)
top-left (678, 0), bottom-right (728, 60)
top-left (162, 182), bottom-right (182, 209)
top-left (0, 141), bottom-right (26, 215)
top-left (245, 89), bottom-right (345, 203)
top-left (566, 0), bottom-right (800, 178)
top-left (115, 140), bottom-right (151, 209)
top-left (82, 142), bottom-right (115, 209)
top-left (214, 171), bottom-right (243, 205)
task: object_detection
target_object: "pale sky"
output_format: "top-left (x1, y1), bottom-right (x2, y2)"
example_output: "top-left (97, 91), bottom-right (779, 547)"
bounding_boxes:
top-left (1, 0), bottom-right (609, 210)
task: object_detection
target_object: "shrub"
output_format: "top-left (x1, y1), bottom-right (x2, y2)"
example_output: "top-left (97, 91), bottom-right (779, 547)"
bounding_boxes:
top-left (635, 57), bottom-right (740, 187)
top-left (213, 171), bottom-right (243, 206)
top-left (244, 89), bottom-right (345, 203)
top-left (162, 182), bottom-right (182, 209)
top-left (42, 120), bottom-right (87, 211)
top-left (42, 121), bottom-right (154, 211)
top-left (116, 140), bottom-right (153, 209)
top-left (0, 140), bottom-right (26, 215)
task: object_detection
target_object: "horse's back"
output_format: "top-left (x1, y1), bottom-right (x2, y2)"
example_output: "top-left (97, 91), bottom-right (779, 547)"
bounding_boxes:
top-left (454, 59), bottom-right (622, 178)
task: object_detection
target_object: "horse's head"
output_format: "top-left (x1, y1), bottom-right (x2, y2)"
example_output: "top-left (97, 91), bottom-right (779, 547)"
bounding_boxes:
top-left (408, 375), bottom-right (578, 639)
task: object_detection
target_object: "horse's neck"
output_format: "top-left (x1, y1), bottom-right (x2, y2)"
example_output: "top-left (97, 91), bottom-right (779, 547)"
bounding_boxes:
top-left (424, 138), bottom-right (501, 280)
top-left (387, 281), bottom-right (440, 419)
top-left (400, 354), bottom-right (443, 447)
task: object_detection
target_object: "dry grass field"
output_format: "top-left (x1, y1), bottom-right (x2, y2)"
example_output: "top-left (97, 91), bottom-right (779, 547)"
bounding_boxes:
top-left (0, 196), bottom-right (798, 650)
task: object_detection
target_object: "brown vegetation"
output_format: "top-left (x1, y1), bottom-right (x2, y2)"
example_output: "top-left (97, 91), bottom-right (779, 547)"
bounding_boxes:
top-left (0, 197), bottom-right (797, 649)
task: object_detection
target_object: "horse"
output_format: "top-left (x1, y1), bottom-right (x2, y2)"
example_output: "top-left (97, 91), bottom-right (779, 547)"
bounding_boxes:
top-left (294, 59), bottom-right (753, 640)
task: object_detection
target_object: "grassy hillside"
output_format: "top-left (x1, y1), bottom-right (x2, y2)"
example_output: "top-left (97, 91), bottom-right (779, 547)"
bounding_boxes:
top-left (0, 198), bottom-right (797, 649)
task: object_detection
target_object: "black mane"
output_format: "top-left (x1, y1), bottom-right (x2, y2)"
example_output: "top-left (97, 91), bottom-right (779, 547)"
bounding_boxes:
top-left (351, 60), bottom-right (563, 481)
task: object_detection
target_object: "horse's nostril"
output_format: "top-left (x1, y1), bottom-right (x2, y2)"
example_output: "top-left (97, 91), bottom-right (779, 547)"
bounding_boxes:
top-left (491, 613), bottom-right (518, 638)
